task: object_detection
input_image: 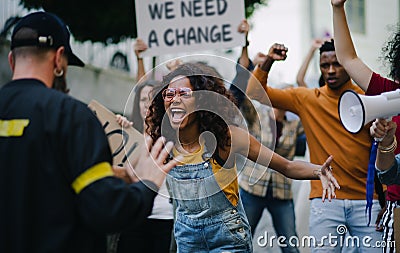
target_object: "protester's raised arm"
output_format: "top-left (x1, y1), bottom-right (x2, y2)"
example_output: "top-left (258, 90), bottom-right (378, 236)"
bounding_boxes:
top-left (230, 125), bottom-right (339, 201)
top-left (246, 43), bottom-right (288, 103)
top-left (331, 0), bottom-right (372, 91)
top-left (237, 19), bottom-right (250, 68)
top-left (372, 119), bottom-right (397, 171)
top-left (296, 38), bottom-right (325, 87)
top-left (134, 38), bottom-right (148, 82)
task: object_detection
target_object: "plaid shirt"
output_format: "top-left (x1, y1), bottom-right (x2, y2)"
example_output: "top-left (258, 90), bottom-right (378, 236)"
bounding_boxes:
top-left (239, 101), bottom-right (304, 199)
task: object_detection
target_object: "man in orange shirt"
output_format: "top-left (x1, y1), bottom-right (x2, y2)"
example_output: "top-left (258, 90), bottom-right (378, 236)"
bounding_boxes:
top-left (246, 40), bottom-right (383, 252)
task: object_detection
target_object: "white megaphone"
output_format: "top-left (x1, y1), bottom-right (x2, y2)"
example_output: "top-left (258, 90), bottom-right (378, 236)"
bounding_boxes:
top-left (338, 89), bottom-right (400, 133)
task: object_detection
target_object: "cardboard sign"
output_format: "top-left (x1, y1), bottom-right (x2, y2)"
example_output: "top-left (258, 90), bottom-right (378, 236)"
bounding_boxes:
top-left (135, 0), bottom-right (245, 57)
top-left (88, 100), bottom-right (144, 167)
top-left (395, 207), bottom-right (399, 251)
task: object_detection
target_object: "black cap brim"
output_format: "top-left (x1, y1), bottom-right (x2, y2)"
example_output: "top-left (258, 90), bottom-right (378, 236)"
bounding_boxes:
top-left (68, 52), bottom-right (85, 67)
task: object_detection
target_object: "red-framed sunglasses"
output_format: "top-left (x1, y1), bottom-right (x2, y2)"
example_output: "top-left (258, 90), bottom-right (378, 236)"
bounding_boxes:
top-left (162, 87), bottom-right (193, 101)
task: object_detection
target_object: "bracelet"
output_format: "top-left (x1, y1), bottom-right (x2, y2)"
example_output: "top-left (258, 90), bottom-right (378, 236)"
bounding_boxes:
top-left (378, 137), bottom-right (397, 153)
top-left (137, 57), bottom-right (143, 60)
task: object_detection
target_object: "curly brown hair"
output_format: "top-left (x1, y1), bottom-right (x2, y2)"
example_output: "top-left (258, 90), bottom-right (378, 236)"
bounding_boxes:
top-left (383, 26), bottom-right (400, 82)
top-left (145, 62), bottom-right (237, 157)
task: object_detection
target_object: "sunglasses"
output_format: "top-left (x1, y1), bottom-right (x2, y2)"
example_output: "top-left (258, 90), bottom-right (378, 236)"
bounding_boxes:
top-left (162, 87), bottom-right (193, 101)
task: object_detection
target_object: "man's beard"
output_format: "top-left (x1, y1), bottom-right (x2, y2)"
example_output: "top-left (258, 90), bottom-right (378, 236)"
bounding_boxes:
top-left (52, 75), bottom-right (70, 94)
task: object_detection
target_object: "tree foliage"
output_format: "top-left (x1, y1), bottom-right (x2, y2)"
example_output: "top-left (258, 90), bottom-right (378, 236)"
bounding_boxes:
top-left (244, 0), bottom-right (268, 19)
top-left (19, 0), bottom-right (268, 44)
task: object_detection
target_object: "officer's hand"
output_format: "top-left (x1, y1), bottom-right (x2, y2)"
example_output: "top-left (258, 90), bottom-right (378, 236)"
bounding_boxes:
top-left (128, 136), bottom-right (179, 189)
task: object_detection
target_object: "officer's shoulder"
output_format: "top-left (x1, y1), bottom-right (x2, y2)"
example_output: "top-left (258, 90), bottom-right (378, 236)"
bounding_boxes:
top-left (47, 91), bottom-right (94, 118)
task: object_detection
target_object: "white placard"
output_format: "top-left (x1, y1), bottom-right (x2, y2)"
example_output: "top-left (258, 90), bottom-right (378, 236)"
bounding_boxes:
top-left (135, 0), bottom-right (245, 57)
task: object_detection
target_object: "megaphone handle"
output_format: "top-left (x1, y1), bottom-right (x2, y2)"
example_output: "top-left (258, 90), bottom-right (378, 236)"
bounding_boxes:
top-left (374, 116), bottom-right (393, 142)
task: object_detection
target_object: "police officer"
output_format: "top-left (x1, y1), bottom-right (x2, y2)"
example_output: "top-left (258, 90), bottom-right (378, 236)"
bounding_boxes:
top-left (0, 11), bottom-right (177, 253)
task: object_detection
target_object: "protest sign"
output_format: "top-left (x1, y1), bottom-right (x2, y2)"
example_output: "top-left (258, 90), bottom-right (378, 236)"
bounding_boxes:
top-left (88, 100), bottom-right (144, 167)
top-left (135, 0), bottom-right (245, 57)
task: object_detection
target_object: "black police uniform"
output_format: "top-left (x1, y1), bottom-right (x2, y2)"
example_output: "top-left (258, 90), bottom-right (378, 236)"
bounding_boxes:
top-left (0, 79), bottom-right (158, 253)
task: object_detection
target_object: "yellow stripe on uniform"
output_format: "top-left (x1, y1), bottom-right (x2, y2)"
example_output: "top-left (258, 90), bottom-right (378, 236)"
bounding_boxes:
top-left (72, 162), bottom-right (114, 194)
top-left (0, 119), bottom-right (29, 137)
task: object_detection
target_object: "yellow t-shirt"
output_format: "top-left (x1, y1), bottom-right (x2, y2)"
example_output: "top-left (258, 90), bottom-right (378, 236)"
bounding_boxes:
top-left (173, 143), bottom-right (239, 206)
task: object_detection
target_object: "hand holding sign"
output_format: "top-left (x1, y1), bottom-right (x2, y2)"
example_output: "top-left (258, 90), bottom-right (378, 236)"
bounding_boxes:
top-left (237, 19), bottom-right (249, 35)
top-left (134, 38), bottom-right (148, 59)
top-left (116, 114), bottom-right (134, 128)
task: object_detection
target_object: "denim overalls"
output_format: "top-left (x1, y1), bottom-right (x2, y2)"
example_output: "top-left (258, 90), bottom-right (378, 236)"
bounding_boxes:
top-left (166, 153), bottom-right (253, 253)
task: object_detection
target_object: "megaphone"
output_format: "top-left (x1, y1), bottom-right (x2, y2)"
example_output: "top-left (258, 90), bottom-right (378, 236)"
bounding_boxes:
top-left (338, 89), bottom-right (400, 133)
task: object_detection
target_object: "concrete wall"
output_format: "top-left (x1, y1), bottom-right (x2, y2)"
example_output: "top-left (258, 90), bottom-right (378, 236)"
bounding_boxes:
top-left (67, 65), bottom-right (135, 115)
top-left (0, 41), bottom-right (135, 116)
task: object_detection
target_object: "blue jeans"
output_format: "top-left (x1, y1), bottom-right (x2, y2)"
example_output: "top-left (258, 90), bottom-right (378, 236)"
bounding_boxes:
top-left (309, 198), bottom-right (383, 253)
top-left (174, 208), bottom-right (252, 253)
top-left (240, 188), bottom-right (300, 253)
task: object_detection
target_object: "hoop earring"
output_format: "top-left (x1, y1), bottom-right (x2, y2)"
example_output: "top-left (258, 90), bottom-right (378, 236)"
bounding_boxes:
top-left (54, 68), bottom-right (64, 77)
